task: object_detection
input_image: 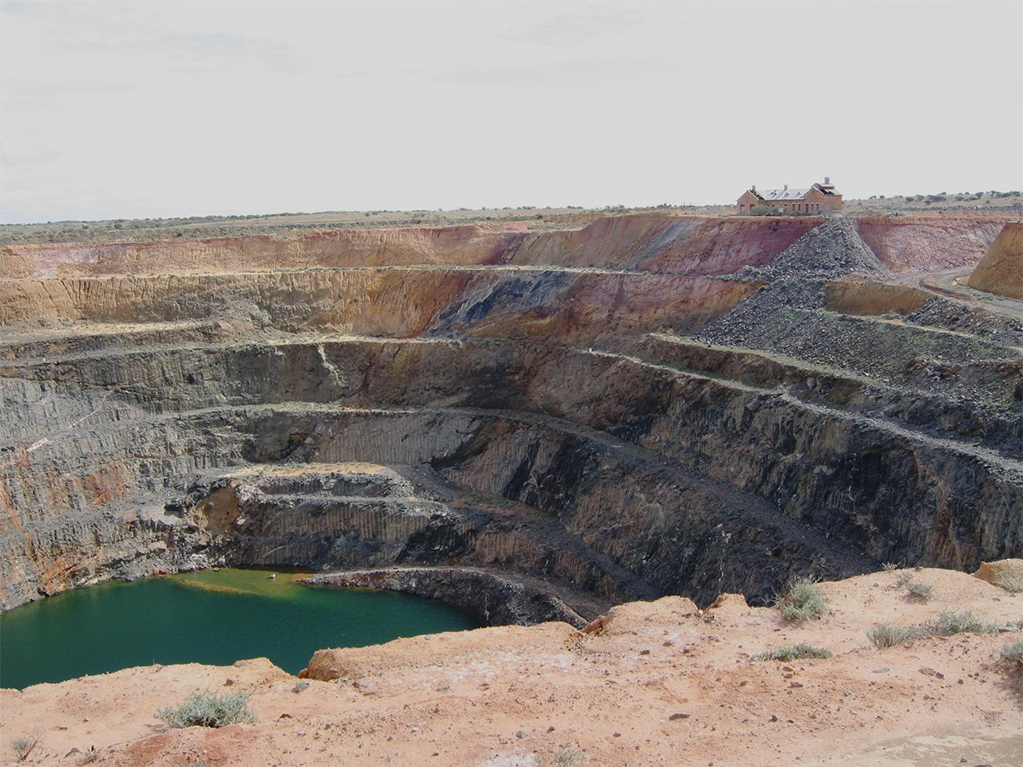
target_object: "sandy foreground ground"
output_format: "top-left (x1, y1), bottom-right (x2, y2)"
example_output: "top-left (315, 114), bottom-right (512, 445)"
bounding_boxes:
top-left (2, 565), bottom-right (1021, 767)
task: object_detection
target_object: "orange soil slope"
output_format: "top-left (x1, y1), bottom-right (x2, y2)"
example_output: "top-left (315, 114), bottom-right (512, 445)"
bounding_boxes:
top-left (966, 221), bottom-right (1023, 299)
top-left (824, 277), bottom-right (931, 316)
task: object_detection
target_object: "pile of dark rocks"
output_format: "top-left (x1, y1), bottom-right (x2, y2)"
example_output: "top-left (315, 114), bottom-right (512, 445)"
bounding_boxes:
top-left (735, 218), bottom-right (890, 282)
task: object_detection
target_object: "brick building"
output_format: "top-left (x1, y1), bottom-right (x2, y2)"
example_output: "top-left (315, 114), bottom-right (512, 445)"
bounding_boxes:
top-left (737, 178), bottom-right (843, 214)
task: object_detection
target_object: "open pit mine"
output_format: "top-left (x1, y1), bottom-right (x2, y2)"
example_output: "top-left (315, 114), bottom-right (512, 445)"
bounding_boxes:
top-left (1, 212), bottom-right (1020, 620)
top-left (1, 211), bottom-right (1022, 766)
top-left (0, 214), bottom-right (1018, 617)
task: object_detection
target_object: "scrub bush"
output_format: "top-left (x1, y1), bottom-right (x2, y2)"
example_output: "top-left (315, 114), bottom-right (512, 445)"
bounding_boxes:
top-left (778, 577), bottom-right (827, 622)
top-left (156, 689), bottom-right (256, 728)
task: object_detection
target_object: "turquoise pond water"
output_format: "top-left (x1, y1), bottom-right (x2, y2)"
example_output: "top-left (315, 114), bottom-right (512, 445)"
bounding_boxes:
top-left (0, 568), bottom-right (483, 690)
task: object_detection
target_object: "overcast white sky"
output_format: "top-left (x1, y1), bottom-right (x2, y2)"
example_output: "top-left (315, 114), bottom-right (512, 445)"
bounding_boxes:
top-left (2, 1), bottom-right (1021, 224)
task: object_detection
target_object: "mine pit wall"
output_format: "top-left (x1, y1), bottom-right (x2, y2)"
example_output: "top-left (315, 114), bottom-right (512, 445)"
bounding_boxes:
top-left (2, 212), bottom-right (1012, 281)
top-left (3, 338), bottom-right (1019, 610)
top-left (222, 497), bottom-right (452, 568)
top-left (1, 211), bottom-right (1018, 613)
top-left (293, 406), bottom-right (1014, 587)
top-left (16, 327), bottom-right (1019, 473)
top-left (824, 278), bottom-right (932, 316)
top-left (212, 489), bottom-right (643, 609)
top-left (967, 222), bottom-right (1023, 300)
top-left (629, 335), bottom-right (1022, 461)
top-left (1, 215), bottom-right (819, 279)
top-left (0, 403), bottom-right (256, 609)
top-left (0, 270), bottom-right (759, 343)
top-left (854, 214), bottom-right (1013, 273)
top-left (306, 568), bottom-right (590, 627)
top-left (228, 409), bottom-right (866, 606)
top-left (694, 290), bottom-right (1021, 408)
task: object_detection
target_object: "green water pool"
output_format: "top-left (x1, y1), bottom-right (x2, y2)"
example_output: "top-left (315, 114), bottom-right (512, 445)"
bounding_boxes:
top-left (0, 568), bottom-right (483, 689)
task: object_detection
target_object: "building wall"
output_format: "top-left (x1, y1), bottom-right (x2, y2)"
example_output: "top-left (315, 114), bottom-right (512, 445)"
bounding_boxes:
top-left (736, 191), bottom-right (760, 214)
top-left (735, 186), bottom-right (843, 215)
top-left (805, 187), bottom-right (843, 213)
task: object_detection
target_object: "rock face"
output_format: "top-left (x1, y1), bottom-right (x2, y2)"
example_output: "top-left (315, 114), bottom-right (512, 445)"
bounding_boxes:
top-left (304, 567), bottom-right (595, 628)
top-left (855, 213), bottom-right (1012, 273)
top-left (967, 221), bottom-right (1023, 299)
top-left (1, 212), bottom-right (1020, 617)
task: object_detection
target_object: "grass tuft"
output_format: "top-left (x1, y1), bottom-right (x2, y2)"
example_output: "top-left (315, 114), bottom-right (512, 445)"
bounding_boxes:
top-left (156, 689), bottom-right (256, 729)
top-left (1000, 640), bottom-right (1023, 692)
top-left (10, 737), bottom-right (38, 762)
top-left (752, 644), bottom-right (833, 662)
top-left (778, 576), bottom-right (827, 622)
top-left (538, 745), bottom-right (586, 767)
top-left (867, 622), bottom-right (913, 648)
top-left (927, 609), bottom-right (998, 636)
top-left (905, 581), bottom-right (933, 601)
top-left (1000, 640), bottom-right (1023, 669)
top-left (993, 569), bottom-right (1023, 594)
